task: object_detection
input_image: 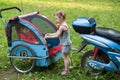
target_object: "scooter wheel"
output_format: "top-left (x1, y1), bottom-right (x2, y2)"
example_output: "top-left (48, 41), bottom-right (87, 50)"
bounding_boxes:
top-left (81, 50), bottom-right (109, 75)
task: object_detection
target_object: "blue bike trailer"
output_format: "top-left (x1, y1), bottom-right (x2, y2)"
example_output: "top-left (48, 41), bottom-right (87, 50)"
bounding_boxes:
top-left (0, 7), bottom-right (62, 73)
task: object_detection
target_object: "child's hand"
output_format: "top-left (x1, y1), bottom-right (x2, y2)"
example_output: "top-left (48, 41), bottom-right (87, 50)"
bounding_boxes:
top-left (45, 33), bottom-right (50, 36)
top-left (44, 34), bottom-right (48, 39)
top-left (45, 33), bottom-right (50, 38)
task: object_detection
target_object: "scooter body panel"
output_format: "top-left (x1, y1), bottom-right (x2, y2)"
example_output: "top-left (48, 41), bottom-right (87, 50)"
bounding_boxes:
top-left (81, 34), bottom-right (120, 51)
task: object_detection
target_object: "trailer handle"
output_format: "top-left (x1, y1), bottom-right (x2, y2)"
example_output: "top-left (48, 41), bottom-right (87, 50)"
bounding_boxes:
top-left (0, 6), bottom-right (22, 18)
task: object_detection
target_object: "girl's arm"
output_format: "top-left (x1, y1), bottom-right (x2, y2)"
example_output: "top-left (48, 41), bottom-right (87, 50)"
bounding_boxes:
top-left (45, 26), bottom-right (63, 38)
top-left (45, 33), bottom-right (57, 36)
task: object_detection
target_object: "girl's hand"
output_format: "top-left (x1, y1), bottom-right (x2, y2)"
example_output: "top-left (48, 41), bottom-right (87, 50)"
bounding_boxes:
top-left (44, 34), bottom-right (48, 39)
top-left (45, 33), bottom-right (50, 36)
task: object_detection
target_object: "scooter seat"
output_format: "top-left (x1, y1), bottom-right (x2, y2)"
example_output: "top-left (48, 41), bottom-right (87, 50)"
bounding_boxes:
top-left (95, 28), bottom-right (120, 43)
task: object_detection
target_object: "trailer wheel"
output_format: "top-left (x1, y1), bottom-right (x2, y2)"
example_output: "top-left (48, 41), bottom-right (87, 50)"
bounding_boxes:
top-left (10, 44), bottom-right (35, 73)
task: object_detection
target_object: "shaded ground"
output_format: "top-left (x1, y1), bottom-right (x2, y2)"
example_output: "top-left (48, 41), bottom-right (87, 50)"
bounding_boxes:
top-left (0, 69), bottom-right (17, 80)
top-left (0, 68), bottom-right (34, 80)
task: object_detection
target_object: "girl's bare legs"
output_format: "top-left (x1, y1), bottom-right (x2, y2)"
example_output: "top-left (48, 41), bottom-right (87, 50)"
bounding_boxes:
top-left (61, 53), bottom-right (71, 76)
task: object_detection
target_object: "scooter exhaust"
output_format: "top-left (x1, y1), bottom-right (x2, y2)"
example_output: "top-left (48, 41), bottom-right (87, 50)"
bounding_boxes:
top-left (87, 60), bottom-right (118, 71)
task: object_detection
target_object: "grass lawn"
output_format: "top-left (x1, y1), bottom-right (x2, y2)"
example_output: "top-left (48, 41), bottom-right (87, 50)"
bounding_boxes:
top-left (0, 0), bottom-right (120, 80)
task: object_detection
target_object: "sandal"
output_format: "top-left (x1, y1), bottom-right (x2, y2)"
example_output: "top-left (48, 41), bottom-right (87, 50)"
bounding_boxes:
top-left (61, 69), bottom-right (70, 76)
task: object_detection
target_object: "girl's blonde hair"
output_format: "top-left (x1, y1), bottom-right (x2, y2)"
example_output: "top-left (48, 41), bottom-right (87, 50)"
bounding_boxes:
top-left (54, 10), bottom-right (66, 20)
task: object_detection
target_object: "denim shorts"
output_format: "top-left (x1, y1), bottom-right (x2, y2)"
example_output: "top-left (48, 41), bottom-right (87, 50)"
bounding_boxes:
top-left (62, 45), bottom-right (72, 53)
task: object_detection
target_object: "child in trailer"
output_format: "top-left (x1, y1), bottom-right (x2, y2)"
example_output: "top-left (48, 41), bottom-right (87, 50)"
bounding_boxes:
top-left (45, 10), bottom-right (72, 76)
top-left (19, 27), bottom-right (39, 44)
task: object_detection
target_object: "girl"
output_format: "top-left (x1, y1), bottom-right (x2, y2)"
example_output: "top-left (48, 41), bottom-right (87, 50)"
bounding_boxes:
top-left (45, 10), bottom-right (72, 76)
